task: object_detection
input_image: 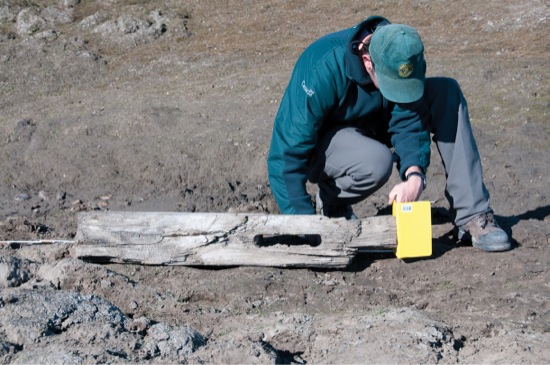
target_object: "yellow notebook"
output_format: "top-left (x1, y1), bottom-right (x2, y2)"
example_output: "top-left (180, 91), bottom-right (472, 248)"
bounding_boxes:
top-left (392, 201), bottom-right (432, 259)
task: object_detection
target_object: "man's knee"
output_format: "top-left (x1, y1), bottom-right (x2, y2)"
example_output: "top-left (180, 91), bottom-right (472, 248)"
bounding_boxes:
top-left (346, 143), bottom-right (393, 192)
top-left (315, 127), bottom-right (394, 197)
top-left (367, 146), bottom-right (393, 185)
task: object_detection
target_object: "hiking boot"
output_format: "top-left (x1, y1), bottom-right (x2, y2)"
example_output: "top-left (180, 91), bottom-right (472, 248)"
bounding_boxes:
top-left (316, 191), bottom-right (358, 220)
top-left (457, 212), bottom-right (511, 252)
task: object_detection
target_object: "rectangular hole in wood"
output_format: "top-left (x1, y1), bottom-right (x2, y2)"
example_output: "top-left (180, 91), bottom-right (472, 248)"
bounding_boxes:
top-left (254, 234), bottom-right (322, 247)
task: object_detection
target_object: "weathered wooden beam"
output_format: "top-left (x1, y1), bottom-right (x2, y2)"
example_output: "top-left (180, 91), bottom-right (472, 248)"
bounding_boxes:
top-left (72, 211), bottom-right (396, 268)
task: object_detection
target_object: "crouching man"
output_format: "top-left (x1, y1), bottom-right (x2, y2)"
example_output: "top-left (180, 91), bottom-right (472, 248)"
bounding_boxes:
top-left (267, 16), bottom-right (511, 251)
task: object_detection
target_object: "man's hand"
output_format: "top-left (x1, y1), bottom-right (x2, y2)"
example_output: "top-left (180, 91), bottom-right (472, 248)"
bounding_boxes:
top-left (388, 166), bottom-right (424, 204)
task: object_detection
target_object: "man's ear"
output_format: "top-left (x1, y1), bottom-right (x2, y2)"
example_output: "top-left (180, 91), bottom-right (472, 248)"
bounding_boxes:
top-left (361, 53), bottom-right (373, 72)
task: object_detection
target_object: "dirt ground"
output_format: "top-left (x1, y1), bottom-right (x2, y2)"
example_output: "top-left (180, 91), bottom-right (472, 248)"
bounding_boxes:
top-left (0, 0), bottom-right (549, 363)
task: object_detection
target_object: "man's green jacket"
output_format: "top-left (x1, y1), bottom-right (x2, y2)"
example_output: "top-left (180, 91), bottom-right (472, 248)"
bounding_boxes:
top-left (267, 16), bottom-right (431, 214)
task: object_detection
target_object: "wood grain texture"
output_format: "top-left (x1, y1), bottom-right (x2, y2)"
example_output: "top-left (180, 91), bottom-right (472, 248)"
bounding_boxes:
top-left (73, 212), bottom-right (396, 268)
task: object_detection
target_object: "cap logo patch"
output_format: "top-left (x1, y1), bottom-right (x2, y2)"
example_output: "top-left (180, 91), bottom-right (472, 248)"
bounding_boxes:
top-left (398, 63), bottom-right (414, 78)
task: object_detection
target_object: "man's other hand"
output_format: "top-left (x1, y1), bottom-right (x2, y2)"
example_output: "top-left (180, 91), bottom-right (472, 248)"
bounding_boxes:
top-left (388, 167), bottom-right (425, 204)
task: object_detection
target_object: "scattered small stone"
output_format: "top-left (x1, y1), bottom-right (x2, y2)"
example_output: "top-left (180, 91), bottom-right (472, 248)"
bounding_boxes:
top-left (15, 193), bottom-right (31, 201)
top-left (96, 200), bottom-right (109, 208)
top-left (249, 300), bottom-right (262, 309)
top-left (34, 29), bottom-right (58, 41)
top-left (128, 316), bottom-right (150, 333)
top-left (56, 191), bottom-right (66, 201)
top-left (63, 0), bottom-right (81, 7)
top-left (38, 191), bottom-right (49, 201)
top-left (33, 223), bottom-right (48, 234)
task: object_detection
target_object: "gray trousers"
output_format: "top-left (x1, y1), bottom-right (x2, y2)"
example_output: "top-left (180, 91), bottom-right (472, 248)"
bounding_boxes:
top-left (308, 77), bottom-right (490, 226)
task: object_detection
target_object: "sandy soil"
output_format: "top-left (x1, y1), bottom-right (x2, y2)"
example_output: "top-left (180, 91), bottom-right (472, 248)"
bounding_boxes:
top-left (0, 0), bottom-right (549, 363)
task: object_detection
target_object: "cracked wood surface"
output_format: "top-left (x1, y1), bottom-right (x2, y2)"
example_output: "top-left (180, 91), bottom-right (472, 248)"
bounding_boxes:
top-left (72, 211), bottom-right (396, 268)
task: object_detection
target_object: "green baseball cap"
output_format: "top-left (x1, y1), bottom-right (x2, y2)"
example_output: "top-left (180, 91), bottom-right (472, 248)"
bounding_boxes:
top-left (369, 24), bottom-right (426, 103)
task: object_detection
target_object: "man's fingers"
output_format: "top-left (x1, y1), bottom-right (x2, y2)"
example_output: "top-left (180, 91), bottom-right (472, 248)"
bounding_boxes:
top-left (389, 179), bottom-right (424, 204)
top-left (388, 188), bottom-right (398, 204)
